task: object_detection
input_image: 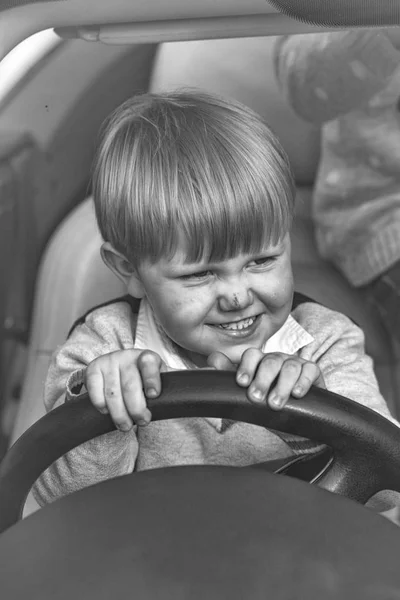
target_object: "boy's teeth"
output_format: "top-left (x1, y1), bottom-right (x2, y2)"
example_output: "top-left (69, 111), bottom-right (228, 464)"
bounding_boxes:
top-left (219, 316), bottom-right (256, 330)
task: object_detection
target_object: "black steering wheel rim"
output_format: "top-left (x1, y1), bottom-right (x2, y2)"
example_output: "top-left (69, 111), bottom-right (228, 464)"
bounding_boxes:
top-left (0, 369), bottom-right (400, 534)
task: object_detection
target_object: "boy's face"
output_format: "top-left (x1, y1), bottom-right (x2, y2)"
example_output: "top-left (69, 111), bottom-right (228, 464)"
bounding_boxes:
top-left (135, 234), bottom-right (294, 366)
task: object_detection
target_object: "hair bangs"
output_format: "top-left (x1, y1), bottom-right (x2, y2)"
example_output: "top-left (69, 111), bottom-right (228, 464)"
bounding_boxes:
top-left (93, 91), bottom-right (295, 268)
top-left (133, 101), bottom-right (294, 265)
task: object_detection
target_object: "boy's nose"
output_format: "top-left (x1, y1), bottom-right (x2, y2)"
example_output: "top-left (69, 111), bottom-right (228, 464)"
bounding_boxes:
top-left (217, 287), bottom-right (254, 312)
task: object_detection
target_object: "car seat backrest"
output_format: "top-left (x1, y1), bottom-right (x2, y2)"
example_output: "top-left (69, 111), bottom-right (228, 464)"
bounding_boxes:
top-left (32, 198), bottom-right (126, 353)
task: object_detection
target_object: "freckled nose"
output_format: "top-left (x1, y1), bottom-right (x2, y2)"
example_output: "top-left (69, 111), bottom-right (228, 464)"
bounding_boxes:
top-left (218, 287), bottom-right (254, 312)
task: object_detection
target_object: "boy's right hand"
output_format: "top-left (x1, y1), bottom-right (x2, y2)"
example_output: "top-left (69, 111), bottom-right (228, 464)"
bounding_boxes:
top-left (84, 349), bottom-right (168, 432)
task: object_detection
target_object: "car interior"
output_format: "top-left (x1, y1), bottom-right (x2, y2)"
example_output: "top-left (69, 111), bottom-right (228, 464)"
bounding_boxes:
top-left (1, 0), bottom-right (400, 520)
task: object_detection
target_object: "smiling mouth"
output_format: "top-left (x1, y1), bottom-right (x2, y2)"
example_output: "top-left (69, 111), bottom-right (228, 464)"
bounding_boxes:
top-left (218, 316), bottom-right (256, 331)
top-left (211, 315), bottom-right (260, 331)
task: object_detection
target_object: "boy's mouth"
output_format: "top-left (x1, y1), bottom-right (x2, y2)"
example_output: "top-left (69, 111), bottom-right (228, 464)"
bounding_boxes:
top-left (217, 316), bottom-right (257, 331)
top-left (208, 314), bottom-right (262, 339)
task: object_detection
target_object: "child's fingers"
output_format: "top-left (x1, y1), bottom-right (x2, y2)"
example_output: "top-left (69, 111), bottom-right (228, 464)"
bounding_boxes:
top-left (102, 365), bottom-right (134, 432)
top-left (269, 361), bottom-right (324, 410)
top-left (235, 348), bottom-right (264, 386)
top-left (267, 358), bottom-right (303, 410)
top-left (84, 362), bottom-right (108, 414)
top-left (119, 365), bottom-right (152, 427)
top-left (137, 350), bottom-right (167, 399)
top-left (246, 353), bottom-right (284, 403)
top-left (207, 351), bottom-right (236, 371)
top-left (292, 363), bottom-right (326, 397)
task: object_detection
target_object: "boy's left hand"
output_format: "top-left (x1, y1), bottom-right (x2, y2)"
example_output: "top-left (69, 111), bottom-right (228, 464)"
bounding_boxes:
top-left (207, 349), bottom-right (325, 410)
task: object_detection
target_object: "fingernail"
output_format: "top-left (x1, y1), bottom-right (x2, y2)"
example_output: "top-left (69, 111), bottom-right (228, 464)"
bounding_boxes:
top-left (250, 388), bottom-right (263, 402)
top-left (137, 413), bottom-right (151, 426)
top-left (237, 372), bottom-right (249, 385)
top-left (119, 423), bottom-right (132, 432)
top-left (146, 387), bottom-right (158, 398)
top-left (293, 386), bottom-right (302, 396)
top-left (269, 394), bottom-right (283, 410)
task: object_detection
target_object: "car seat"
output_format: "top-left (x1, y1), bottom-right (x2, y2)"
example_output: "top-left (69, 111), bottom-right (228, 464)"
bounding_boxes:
top-left (11, 36), bottom-right (399, 517)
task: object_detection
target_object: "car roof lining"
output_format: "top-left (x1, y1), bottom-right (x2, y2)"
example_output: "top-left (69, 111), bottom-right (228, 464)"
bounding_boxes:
top-left (0, 0), bottom-right (398, 60)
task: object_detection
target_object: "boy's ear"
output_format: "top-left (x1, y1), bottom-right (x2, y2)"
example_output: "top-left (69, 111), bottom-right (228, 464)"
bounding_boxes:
top-left (100, 242), bottom-right (146, 299)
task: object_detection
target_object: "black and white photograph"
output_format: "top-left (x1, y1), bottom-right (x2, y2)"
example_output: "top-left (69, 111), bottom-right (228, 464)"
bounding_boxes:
top-left (0, 1), bottom-right (400, 598)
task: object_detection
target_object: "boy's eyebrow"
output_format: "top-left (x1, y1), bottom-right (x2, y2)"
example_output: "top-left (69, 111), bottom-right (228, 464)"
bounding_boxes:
top-left (168, 245), bottom-right (285, 272)
top-left (163, 236), bottom-right (288, 272)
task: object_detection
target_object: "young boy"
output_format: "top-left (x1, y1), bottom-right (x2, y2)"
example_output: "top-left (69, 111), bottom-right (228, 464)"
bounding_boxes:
top-left (274, 29), bottom-right (400, 342)
top-left (33, 90), bottom-right (396, 507)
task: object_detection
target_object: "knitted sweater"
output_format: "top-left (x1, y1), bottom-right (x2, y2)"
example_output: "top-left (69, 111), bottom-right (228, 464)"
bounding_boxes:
top-left (32, 295), bottom-right (397, 508)
top-left (275, 30), bottom-right (400, 286)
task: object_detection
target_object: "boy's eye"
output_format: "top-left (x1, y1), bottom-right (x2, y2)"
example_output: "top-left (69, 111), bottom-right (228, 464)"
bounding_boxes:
top-left (180, 270), bottom-right (212, 281)
top-left (251, 256), bottom-right (277, 267)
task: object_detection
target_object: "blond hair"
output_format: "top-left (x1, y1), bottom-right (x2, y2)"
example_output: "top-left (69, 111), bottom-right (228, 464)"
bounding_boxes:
top-left (92, 90), bottom-right (295, 266)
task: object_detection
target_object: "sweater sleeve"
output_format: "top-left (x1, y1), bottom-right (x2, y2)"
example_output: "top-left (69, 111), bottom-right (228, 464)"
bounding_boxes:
top-left (32, 301), bottom-right (140, 506)
top-left (294, 302), bottom-right (396, 421)
top-left (274, 30), bottom-right (400, 124)
top-left (294, 302), bottom-right (400, 512)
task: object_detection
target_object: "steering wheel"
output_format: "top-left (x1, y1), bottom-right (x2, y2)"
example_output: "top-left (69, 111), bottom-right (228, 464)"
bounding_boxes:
top-left (0, 370), bottom-right (400, 534)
